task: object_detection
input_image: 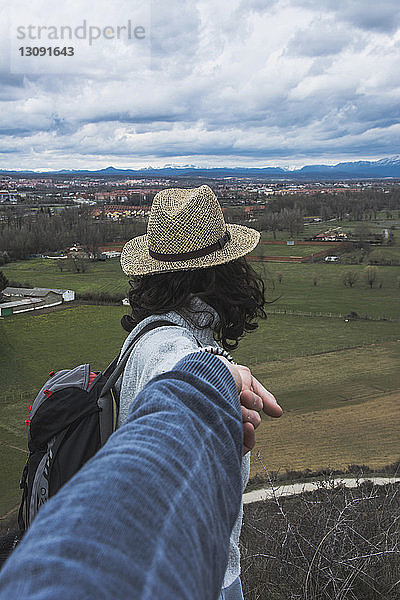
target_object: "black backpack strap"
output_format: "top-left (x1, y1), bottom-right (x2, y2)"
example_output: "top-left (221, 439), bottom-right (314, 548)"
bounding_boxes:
top-left (97, 320), bottom-right (177, 445)
top-left (103, 320), bottom-right (178, 390)
top-left (18, 460), bottom-right (29, 532)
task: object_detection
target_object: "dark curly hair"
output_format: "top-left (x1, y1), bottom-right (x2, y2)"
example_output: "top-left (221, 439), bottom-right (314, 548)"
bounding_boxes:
top-left (121, 257), bottom-right (267, 350)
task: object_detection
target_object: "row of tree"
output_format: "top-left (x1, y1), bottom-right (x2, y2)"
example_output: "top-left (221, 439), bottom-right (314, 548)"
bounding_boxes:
top-left (274, 267), bottom-right (394, 289)
top-left (1, 189), bottom-right (399, 260)
top-left (0, 208), bottom-right (146, 261)
top-left (0, 270), bottom-right (8, 300)
top-left (265, 189), bottom-right (400, 221)
top-left (257, 208), bottom-right (304, 239)
top-left (223, 206), bottom-right (304, 238)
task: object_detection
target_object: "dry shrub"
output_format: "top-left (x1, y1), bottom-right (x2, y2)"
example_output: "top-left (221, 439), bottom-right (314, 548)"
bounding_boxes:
top-left (241, 480), bottom-right (400, 599)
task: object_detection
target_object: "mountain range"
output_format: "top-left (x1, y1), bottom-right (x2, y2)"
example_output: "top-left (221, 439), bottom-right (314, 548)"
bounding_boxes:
top-left (2, 157), bottom-right (400, 179)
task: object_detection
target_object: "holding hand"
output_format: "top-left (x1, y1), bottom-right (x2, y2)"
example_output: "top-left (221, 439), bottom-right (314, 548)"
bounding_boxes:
top-left (217, 358), bottom-right (283, 455)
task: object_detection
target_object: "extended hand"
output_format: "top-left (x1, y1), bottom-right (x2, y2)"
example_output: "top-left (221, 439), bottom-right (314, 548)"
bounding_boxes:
top-left (236, 364), bottom-right (282, 454)
top-left (217, 358), bottom-right (283, 455)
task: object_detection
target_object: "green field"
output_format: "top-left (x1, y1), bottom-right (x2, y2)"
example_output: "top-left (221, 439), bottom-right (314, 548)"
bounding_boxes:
top-left (0, 306), bottom-right (128, 516)
top-left (0, 305), bottom-right (127, 397)
top-left (256, 243), bottom-right (340, 258)
top-left (1, 258), bottom-right (129, 295)
top-left (234, 313), bottom-right (400, 363)
top-left (1, 307), bottom-right (398, 400)
top-left (258, 262), bottom-right (400, 318)
top-left (250, 341), bottom-right (400, 415)
top-left (2, 257), bottom-right (399, 319)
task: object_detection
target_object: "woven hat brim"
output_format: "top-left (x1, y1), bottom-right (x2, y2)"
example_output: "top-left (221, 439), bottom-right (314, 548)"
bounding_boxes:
top-left (120, 224), bottom-right (260, 276)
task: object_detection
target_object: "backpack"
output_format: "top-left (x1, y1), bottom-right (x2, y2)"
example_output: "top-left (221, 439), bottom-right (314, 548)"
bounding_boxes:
top-left (18, 319), bottom-right (175, 532)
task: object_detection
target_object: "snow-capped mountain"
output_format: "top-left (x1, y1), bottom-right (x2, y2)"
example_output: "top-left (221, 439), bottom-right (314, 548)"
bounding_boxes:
top-left (2, 157), bottom-right (400, 179)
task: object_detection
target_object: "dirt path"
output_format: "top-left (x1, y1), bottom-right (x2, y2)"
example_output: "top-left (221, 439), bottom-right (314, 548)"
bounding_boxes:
top-left (243, 476), bottom-right (400, 504)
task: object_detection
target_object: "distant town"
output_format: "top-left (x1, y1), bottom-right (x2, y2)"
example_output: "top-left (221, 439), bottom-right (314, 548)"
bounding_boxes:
top-left (0, 173), bottom-right (399, 269)
top-left (0, 172), bottom-right (398, 209)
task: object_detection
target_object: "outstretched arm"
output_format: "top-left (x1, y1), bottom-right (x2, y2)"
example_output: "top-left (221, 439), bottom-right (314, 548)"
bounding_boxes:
top-left (0, 353), bottom-right (243, 600)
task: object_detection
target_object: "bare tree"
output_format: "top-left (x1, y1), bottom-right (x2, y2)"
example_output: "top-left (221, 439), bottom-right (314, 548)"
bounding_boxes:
top-left (55, 259), bottom-right (65, 272)
top-left (352, 223), bottom-right (371, 249)
top-left (364, 266), bottom-right (378, 289)
top-left (0, 270), bottom-right (9, 301)
top-left (258, 212), bottom-right (282, 240)
top-left (343, 270), bottom-right (358, 288)
top-left (280, 208), bottom-right (303, 238)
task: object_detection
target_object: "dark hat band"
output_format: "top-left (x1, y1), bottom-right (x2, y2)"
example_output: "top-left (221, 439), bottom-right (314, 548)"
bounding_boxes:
top-left (149, 229), bottom-right (231, 263)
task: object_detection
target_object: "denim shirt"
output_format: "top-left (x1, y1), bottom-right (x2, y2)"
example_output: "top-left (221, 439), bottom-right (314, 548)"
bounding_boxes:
top-left (118, 297), bottom-right (250, 588)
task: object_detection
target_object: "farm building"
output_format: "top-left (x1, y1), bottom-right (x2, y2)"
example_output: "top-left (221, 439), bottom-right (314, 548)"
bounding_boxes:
top-left (101, 251), bottom-right (121, 259)
top-left (314, 229), bottom-right (349, 242)
top-left (3, 287), bottom-right (75, 302)
top-left (0, 298), bottom-right (43, 317)
top-left (1, 287), bottom-right (75, 316)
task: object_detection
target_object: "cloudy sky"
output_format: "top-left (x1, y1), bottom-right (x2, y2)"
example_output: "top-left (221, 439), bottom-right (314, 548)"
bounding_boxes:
top-left (1, 0), bottom-right (400, 170)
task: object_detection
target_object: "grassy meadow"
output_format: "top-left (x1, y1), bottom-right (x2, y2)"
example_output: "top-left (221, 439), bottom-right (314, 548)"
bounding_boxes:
top-left (0, 305), bottom-right (128, 516)
top-left (2, 255), bottom-right (399, 318)
top-left (0, 257), bottom-right (129, 295)
top-left (256, 242), bottom-right (340, 258)
top-left (258, 262), bottom-right (400, 318)
top-left (0, 228), bottom-right (400, 517)
top-left (247, 343), bottom-right (400, 474)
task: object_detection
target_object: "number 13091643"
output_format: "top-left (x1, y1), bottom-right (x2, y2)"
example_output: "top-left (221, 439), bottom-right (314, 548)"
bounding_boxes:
top-left (18, 47), bottom-right (74, 57)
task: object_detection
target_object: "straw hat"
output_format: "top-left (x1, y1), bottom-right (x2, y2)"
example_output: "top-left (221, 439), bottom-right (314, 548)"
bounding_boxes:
top-left (120, 184), bottom-right (260, 276)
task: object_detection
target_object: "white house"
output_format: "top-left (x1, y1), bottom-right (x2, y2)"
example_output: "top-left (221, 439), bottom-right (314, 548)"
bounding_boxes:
top-left (46, 288), bottom-right (75, 302)
top-left (325, 256), bottom-right (340, 262)
top-left (101, 251), bottom-right (122, 259)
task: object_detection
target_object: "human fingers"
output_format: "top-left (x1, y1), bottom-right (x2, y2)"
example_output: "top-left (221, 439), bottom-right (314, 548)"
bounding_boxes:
top-left (240, 388), bottom-right (263, 412)
top-left (236, 365), bottom-right (252, 391)
top-left (236, 365), bottom-right (282, 417)
top-left (241, 404), bottom-right (261, 429)
top-left (250, 376), bottom-right (283, 418)
top-left (242, 422), bottom-right (256, 455)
